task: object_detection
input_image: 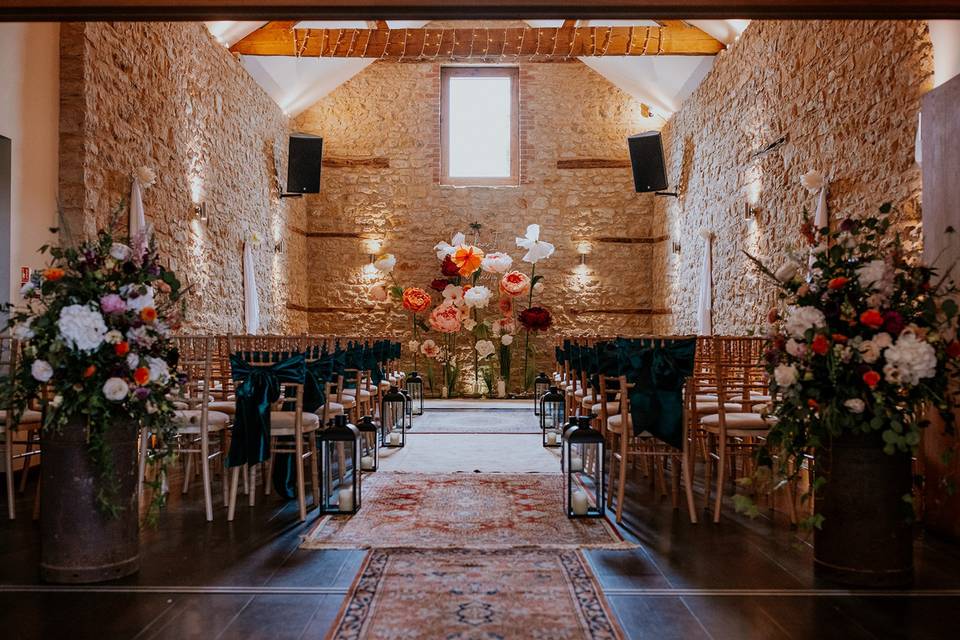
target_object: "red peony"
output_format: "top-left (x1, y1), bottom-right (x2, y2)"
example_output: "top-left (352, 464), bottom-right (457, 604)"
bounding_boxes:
top-left (430, 278), bottom-right (450, 292)
top-left (811, 334), bottom-right (830, 355)
top-left (862, 370), bottom-right (881, 388)
top-left (441, 255), bottom-right (460, 277)
top-left (402, 287), bottom-right (432, 313)
top-left (860, 309), bottom-right (884, 329)
top-left (519, 306), bottom-right (553, 332)
top-left (882, 310), bottom-right (905, 336)
top-left (828, 277), bottom-right (849, 290)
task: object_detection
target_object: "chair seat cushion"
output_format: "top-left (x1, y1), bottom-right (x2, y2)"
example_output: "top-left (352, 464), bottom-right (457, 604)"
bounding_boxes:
top-left (326, 401), bottom-right (345, 415)
top-left (700, 412), bottom-right (773, 432)
top-left (339, 396), bottom-right (356, 409)
top-left (695, 401), bottom-right (744, 414)
top-left (379, 380), bottom-right (392, 391)
top-left (590, 401), bottom-right (620, 416)
top-left (173, 410), bottom-right (230, 432)
top-left (342, 388), bottom-right (371, 400)
top-left (606, 413), bottom-right (653, 438)
top-left (580, 394), bottom-right (596, 408)
top-left (270, 411), bottom-right (320, 434)
top-left (208, 400), bottom-right (237, 415)
top-left (0, 409), bottom-right (43, 426)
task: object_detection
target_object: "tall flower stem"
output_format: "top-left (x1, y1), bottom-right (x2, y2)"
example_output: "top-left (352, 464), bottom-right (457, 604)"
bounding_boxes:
top-left (410, 313), bottom-right (419, 372)
top-left (522, 263), bottom-right (536, 391)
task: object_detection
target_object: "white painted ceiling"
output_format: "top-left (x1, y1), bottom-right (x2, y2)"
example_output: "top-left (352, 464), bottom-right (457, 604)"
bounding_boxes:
top-left (205, 19), bottom-right (750, 120)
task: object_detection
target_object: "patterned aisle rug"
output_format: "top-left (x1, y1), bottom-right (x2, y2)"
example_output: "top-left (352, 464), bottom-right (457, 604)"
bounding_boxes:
top-left (411, 409), bottom-right (540, 434)
top-left (302, 473), bottom-right (632, 550)
top-left (326, 547), bottom-right (624, 640)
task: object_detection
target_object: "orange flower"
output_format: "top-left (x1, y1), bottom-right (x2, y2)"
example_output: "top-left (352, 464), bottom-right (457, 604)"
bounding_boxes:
top-left (401, 287), bottom-right (431, 313)
top-left (114, 341), bottom-right (130, 357)
top-left (42, 267), bottom-right (65, 281)
top-left (863, 370), bottom-right (881, 388)
top-left (828, 277), bottom-right (849, 290)
top-left (811, 334), bottom-right (830, 355)
top-left (860, 309), bottom-right (884, 329)
top-left (807, 399), bottom-right (819, 409)
top-left (140, 307), bottom-right (157, 323)
top-left (831, 333), bottom-right (848, 344)
top-left (452, 245), bottom-right (484, 277)
top-left (133, 367), bottom-right (150, 386)
top-left (82, 365), bottom-right (96, 379)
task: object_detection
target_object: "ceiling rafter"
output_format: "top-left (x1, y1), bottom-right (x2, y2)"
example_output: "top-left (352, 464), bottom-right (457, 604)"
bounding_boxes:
top-left (230, 21), bottom-right (724, 59)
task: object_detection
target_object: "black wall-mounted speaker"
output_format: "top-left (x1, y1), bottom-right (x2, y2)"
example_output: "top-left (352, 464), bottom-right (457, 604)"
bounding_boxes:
top-left (627, 131), bottom-right (669, 193)
top-left (286, 133), bottom-right (323, 194)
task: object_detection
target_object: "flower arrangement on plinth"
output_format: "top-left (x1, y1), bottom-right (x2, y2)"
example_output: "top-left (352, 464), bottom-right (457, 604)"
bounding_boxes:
top-left (2, 218), bottom-right (185, 519)
top-left (745, 201), bottom-right (958, 527)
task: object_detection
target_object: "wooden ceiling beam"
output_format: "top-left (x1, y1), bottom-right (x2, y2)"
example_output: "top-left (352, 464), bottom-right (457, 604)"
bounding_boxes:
top-left (3, 1), bottom-right (960, 22)
top-left (230, 24), bottom-right (725, 58)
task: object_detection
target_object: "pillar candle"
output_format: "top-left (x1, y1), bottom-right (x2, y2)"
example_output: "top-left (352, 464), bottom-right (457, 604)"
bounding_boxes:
top-left (338, 486), bottom-right (354, 511)
top-left (389, 432), bottom-right (400, 445)
top-left (571, 490), bottom-right (589, 516)
top-left (360, 455), bottom-right (374, 471)
top-left (546, 431), bottom-right (558, 445)
top-left (570, 456), bottom-right (583, 472)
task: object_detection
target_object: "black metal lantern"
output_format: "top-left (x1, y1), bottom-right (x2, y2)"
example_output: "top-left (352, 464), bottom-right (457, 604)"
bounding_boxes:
top-left (540, 385), bottom-right (565, 448)
top-left (407, 371), bottom-right (424, 416)
top-left (565, 415), bottom-right (605, 518)
top-left (380, 385), bottom-right (408, 448)
top-left (356, 414), bottom-right (379, 472)
top-left (320, 414), bottom-right (362, 515)
top-left (400, 385), bottom-right (414, 426)
top-left (534, 372), bottom-right (550, 415)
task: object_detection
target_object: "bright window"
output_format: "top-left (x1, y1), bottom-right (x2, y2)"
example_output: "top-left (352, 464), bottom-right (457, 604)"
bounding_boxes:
top-left (441, 67), bottom-right (519, 186)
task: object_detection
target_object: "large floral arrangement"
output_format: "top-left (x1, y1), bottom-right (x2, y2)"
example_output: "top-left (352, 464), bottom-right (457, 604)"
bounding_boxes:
top-left (750, 201), bottom-right (958, 523)
top-left (371, 222), bottom-right (556, 396)
top-left (2, 226), bottom-right (185, 517)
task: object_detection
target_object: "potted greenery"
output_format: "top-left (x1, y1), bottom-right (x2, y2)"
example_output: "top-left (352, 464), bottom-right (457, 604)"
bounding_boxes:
top-left (2, 221), bottom-right (184, 583)
top-left (748, 203), bottom-right (957, 587)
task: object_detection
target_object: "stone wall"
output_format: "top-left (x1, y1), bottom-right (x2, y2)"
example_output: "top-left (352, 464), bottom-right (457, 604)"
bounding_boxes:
top-left (293, 59), bottom-right (660, 387)
top-left (58, 22), bottom-right (308, 334)
top-left (651, 20), bottom-right (934, 335)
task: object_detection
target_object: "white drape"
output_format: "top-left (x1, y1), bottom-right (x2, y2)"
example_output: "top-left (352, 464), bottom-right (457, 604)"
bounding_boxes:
top-left (243, 241), bottom-right (260, 335)
top-left (129, 177), bottom-right (150, 240)
top-left (697, 230), bottom-right (714, 336)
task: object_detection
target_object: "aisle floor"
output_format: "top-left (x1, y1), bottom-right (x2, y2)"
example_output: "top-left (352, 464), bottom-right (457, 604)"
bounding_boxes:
top-left (2, 405), bottom-right (960, 639)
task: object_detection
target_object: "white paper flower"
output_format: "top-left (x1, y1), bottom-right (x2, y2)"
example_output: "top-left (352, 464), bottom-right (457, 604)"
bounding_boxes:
top-left (481, 252), bottom-right (513, 274)
top-left (516, 224), bottom-right (555, 264)
top-left (136, 166), bottom-right (157, 189)
top-left (883, 331), bottom-right (938, 386)
top-left (57, 304), bottom-right (108, 352)
top-left (773, 364), bottom-right (798, 387)
top-left (464, 285), bottom-right (492, 309)
top-left (775, 260), bottom-right (802, 283)
top-left (408, 340), bottom-right (420, 353)
top-left (123, 285), bottom-right (155, 313)
top-left (501, 334), bottom-right (514, 346)
top-left (420, 339), bottom-right (440, 359)
top-left (784, 306), bottom-right (826, 339)
top-left (463, 318), bottom-right (477, 331)
top-left (369, 283), bottom-right (389, 302)
top-left (532, 281), bottom-right (544, 295)
top-left (31, 359), bottom-right (53, 382)
top-left (146, 356), bottom-right (170, 383)
top-left (110, 243), bottom-right (132, 261)
top-left (475, 339), bottom-right (496, 360)
top-left (442, 284), bottom-right (464, 306)
top-left (800, 170), bottom-right (824, 193)
top-left (844, 399), bottom-right (865, 413)
top-left (103, 377), bottom-right (130, 402)
top-left (856, 259), bottom-right (887, 291)
top-left (11, 318), bottom-right (35, 341)
top-left (373, 253), bottom-right (396, 273)
top-left (434, 232), bottom-right (466, 260)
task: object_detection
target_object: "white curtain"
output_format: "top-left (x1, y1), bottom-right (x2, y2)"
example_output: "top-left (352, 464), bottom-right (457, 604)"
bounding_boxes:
top-left (697, 230), bottom-right (714, 335)
top-left (243, 241), bottom-right (260, 335)
top-left (128, 177), bottom-right (150, 240)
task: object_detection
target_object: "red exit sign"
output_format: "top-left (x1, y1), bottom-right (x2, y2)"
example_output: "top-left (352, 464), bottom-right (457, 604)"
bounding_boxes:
top-left (20, 267), bottom-right (30, 285)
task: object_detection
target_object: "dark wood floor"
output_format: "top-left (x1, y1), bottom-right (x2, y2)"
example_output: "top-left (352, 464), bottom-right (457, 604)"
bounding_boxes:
top-left (2, 461), bottom-right (960, 639)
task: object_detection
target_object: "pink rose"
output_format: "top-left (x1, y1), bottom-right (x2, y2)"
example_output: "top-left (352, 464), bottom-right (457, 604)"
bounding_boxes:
top-left (428, 303), bottom-right (462, 333)
top-left (500, 271), bottom-right (531, 297)
top-left (100, 293), bottom-right (127, 315)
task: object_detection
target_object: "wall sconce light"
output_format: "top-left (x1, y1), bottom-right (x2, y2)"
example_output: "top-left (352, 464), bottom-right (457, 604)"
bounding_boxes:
top-left (743, 202), bottom-right (759, 220)
top-left (275, 239), bottom-right (284, 253)
top-left (193, 202), bottom-right (208, 223)
top-left (672, 241), bottom-right (682, 255)
top-left (575, 240), bottom-right (592, 266)
top-left (363, 238), bottom-right (383, 262)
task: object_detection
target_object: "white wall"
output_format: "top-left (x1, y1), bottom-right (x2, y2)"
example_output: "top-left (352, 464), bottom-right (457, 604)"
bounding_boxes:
top-left (929, 21), bottom-right (960, 87)
top-left (0, 23), bottom-right (60, 307)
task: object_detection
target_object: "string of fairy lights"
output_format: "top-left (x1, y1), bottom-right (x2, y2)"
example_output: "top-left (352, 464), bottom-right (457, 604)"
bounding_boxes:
top-left (287, 25), bottom-right (668, 62)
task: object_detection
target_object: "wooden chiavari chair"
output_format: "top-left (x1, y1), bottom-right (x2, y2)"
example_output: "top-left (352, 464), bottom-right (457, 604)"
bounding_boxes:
top-left (1, 336), bottom-right (43, 520)
top-left (226, 336), bottom-right (320, 522)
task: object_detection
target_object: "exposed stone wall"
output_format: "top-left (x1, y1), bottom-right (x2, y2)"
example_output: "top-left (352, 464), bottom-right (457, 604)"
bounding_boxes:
top-left (294, 59), bottom-right (659, 387)
top-left (58, 22), bottom-right (308, 334)
top-left (651, 20), bottom-right (934, 335)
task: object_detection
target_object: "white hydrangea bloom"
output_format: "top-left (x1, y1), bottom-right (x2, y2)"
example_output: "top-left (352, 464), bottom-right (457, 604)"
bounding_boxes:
top-left (784, 306), bottom-right (826, 339)
top-left (57, 304), bottom-right (108, 352)
top-left (883, 332), bottom-right (938, 386)
top-left (146, 356), bottom-right (170, 383)
top-left (773, 364), bottom-right (798, 387)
